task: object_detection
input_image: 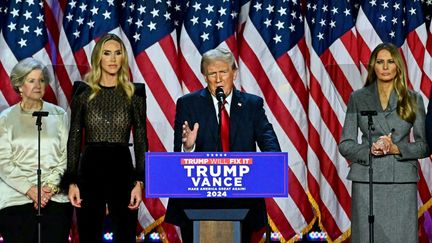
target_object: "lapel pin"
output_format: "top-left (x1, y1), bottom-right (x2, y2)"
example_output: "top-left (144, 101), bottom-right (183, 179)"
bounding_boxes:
top-left (238, 102), bottom-right (242, 107)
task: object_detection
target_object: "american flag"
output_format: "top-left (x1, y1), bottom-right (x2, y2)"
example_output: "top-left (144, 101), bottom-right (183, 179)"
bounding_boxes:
top-left (424, 1), bottom-right (432, 90)
top-left (239, 0), bottom-right (315, 241)
top-left (119, 1), bottom-right (183, 242)
top-left (179, 0), bottom-right (241, 93)
top-left (305, 0), bottom-right (361, 241)
top-left (424, 1), bottom-right (432, 240)
top-left (2, 0), bottom-right (432, 242)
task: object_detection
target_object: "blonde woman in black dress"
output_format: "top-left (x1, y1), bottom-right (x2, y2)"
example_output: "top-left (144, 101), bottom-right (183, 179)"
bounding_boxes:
top-left (65, 34), bottom-right (147, 243)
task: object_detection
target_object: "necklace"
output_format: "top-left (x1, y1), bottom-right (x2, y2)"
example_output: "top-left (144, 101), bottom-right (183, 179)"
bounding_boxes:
top-left (19, 101), bottom-right (43, 114)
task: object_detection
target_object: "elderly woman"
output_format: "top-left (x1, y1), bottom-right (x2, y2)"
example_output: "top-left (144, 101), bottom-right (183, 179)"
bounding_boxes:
top-left (0, 58), bottom-right (72, 242)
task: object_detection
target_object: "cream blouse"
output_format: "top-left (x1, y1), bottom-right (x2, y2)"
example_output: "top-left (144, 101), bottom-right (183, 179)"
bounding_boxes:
top-left (0, 101), bottom-right (69, 210)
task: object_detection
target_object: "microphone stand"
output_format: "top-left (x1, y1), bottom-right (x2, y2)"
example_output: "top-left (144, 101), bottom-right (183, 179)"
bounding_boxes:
top-left (217, 101), bottom-right (223, 152)
top-left (361, 110), bottom-right (377, 243)
top-left (33, 111), bottom-right (48, 243)
top-left (215, 87), bottom-right (225, 152)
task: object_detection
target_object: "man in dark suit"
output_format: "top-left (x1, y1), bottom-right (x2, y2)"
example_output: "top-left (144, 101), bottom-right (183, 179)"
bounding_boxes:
top-left (164, 48), bottom-right (281, 243)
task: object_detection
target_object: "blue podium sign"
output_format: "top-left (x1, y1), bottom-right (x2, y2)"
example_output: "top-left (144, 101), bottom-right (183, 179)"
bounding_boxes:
top-left (145, 152), bottom-right (288, 198)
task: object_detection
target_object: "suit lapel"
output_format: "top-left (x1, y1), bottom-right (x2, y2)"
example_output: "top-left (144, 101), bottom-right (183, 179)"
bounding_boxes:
top-left (230, 90), bottom-right (244, 145)
top-left (200, 89), bottom-right (219, 146)
top-left (364, 83), bottom-right (391, 133)
top-left (386, 90), bottom-right (398, 117)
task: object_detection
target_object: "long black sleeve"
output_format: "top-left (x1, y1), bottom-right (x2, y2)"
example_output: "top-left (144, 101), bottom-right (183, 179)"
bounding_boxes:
top-left (131, 83), bottom-right (147, 181)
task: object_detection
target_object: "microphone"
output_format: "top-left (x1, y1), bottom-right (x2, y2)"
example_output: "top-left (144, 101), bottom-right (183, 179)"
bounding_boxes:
top-left (360, 110), bottom-right (377, 116)
top-left (32, 111), bottom-right (49, 127)
top-left (360, 110), bottom-right (376, 129)
top-left (215, 87), bottom-right (225, 104)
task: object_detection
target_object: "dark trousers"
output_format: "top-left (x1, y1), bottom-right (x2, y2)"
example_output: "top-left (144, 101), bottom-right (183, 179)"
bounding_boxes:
top-left (0, 202), bottom-right (72, 243)
top-left (76, 144), bottom-right (138, 243)
top-left (76, 194), bottom-right (138, 243)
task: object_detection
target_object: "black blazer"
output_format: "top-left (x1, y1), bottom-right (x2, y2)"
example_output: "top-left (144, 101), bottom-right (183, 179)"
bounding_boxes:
top-left (165, 88), bottom-right (280, 229)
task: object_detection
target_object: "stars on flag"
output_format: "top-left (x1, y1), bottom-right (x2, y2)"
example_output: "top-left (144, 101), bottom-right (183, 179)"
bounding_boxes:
top-left (249, 0), bottom-right (303, 58)
top-left (2, 0), bottom-right (47, 58)
top-left (63, 0), bottom-right (119, 52)
top-left (361, 0), bottom-right (424, 46)
top-left (183, 0), bottom-right (239, 53)
top-left (120, 0), bottom-right (179, 53)
top-left (306, 0), bottom-right (356, 56)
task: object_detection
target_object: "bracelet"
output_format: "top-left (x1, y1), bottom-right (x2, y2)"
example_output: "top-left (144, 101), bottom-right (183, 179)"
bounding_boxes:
top-left (44, 183), bottom-right (60, 194)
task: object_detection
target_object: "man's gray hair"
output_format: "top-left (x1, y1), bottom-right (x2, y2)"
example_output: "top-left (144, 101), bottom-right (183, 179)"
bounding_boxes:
top-left (200, 48), bottom-right (238, 74)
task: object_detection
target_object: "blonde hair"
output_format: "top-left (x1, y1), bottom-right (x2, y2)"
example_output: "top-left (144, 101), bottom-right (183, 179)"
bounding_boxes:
top-left (85, 33), bottom-right (134, 101)
top-left (365, 43), bottom-right (416, 123)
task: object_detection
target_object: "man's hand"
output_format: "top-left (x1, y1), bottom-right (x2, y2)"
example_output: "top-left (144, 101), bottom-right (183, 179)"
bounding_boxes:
top-left (182, 121), bottom-right (199, 151)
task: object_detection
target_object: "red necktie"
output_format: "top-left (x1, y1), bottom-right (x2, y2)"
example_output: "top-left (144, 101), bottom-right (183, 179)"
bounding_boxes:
top-left (220, 101), bottom-right (230, 152)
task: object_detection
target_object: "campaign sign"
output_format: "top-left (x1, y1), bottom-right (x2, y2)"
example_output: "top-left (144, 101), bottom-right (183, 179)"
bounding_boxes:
top-left (145, 152), bottom-right (288, 198)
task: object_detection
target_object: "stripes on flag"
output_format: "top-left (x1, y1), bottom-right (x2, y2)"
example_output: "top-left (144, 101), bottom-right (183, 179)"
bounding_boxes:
top-left (304, 0), bottom-right (361, 241)
top-left (239, 0), bottom-right (315, 240)
top-left (423, 1), bottom-right (432, 93)
top-left (117, 1), bottom-right (183, 239)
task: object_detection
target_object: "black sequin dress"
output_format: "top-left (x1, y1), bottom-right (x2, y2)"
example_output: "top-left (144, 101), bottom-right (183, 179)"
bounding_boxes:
top-left (65, 81), bottom-right (147, 243)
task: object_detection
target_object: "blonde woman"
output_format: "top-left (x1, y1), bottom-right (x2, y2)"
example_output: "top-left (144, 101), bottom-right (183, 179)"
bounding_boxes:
top-left (64, 34), bottom-right (147, 243)
top-left (339, 43), bottom-right (429, 242)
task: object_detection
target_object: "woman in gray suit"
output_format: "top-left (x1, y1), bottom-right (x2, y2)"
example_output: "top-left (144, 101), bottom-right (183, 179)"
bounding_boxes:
top-left (339, 43), bottom-right (429, 242)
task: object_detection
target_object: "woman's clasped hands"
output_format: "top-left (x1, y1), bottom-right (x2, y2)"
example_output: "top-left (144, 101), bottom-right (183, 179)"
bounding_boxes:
top-left (371, 133), bottom-right (392, 156)
top-left (26, 185), bottom-right (55, 209)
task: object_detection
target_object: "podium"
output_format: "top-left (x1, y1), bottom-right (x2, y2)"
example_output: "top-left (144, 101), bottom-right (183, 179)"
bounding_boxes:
top-left (146, 152), bottom-right (288, 243)
top-left (184, 209), bottom-right (249, 243)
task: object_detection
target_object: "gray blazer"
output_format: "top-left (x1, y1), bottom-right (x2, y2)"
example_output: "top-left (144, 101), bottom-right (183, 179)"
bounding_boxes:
top-left (338, 82), bottom-right (429, 183)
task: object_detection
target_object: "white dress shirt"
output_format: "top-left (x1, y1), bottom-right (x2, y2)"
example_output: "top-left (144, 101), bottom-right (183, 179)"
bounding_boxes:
top-left (182, 90), bottom-right (233, 152)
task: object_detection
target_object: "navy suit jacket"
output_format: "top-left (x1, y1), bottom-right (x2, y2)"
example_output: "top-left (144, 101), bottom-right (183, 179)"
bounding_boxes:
top-left (173, 88), bottom-right (280, 152)
top-left (165, 88), bottom-right (281, 229)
